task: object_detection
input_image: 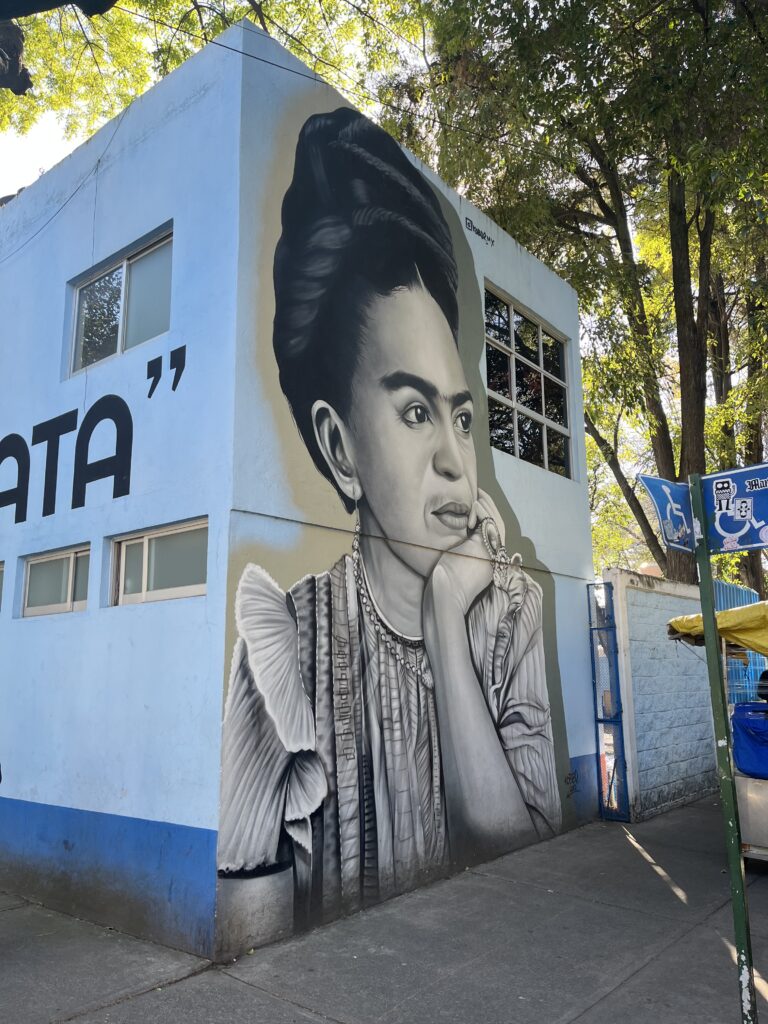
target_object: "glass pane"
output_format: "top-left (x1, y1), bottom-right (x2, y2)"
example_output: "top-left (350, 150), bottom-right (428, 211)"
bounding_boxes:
top-left (124, 239), bottom-right (172, 351)
top-left (542, 332), bottom-right (565, 380)
top-left (547, 428), bottom-right (571, 477)
top-left (74, 267), bottom-right (122, 370)
top-left (148, 527), bottom-right (207, 592)
top-left (484, 291), bottom-right (511, 347)
top-left (72, 552), bottom-right (89, 603)
top-left (0, 564), bottom-right (4, 611)
top-left (517, 413), bottom-right (544, 467)
top-left (485, 343), bottom-right (511, 398)
top-left (27, 556), bottom-right (69, 609)
top-left (514, 312), bottom-right (539, 363)
top-left (544, 377), bottom-right (568, 427)
top-left (488, 399), bottom-right (515, 456)
top-left (515, 359), bottom-right (543, 413)
top-left (123, 541), bottom-right (144, 596)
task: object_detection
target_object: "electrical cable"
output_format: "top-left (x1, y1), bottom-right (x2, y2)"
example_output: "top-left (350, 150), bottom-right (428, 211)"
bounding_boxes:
top-left (112, 4), bottom-right (494, 143)
top-left (0, 106), bottom-right (127, 265)
top-left (1, 3), bottom-right (509, 262)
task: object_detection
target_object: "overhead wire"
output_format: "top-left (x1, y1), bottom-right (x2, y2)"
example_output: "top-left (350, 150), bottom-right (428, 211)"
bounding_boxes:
top-left (1, 2), bottom-right (502, 261)
top-left (0, 106), bottom-right (127, 266)
top-left (111, 3), bottom-right (494, 143)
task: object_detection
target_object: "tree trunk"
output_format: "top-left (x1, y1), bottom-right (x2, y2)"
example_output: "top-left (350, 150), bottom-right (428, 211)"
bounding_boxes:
top-left (669, 171), bottom-right (711, 480)
top-left (709, 272), bottom-right (738, 467)
top-left (587, 137), bottom-right (676, 481)
top-left (739, 550), bottom-right (765, 599)
top-left (666, 547), bottom-right (697, 585)
top-left (740, 258), bottom-right (767, 598)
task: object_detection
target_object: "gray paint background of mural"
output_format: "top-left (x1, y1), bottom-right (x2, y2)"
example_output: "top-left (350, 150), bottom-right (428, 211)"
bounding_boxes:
top-left (218, 107), bottom-right (568, 939)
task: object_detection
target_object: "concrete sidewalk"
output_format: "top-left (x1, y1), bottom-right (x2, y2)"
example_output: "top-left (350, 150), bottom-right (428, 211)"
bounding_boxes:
top-left (2, 796), bottom-right (767, 1024)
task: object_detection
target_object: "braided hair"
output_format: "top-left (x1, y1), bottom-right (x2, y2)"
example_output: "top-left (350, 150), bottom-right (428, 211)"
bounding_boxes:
top-left (273, 107), bottom-right (459, 510)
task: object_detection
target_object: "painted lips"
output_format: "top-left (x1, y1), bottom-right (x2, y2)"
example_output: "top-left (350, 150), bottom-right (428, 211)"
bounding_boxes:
top-left (431, 501), bottom-right (471, 531)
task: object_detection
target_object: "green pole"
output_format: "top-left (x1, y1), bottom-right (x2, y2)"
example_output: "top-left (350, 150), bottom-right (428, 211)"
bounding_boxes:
top-left (689, 473), bottom-right (757, 1023)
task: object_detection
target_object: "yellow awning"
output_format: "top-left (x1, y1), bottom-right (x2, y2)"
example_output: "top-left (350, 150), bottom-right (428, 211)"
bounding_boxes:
top-left (667, 601), bottom-right (768, 656)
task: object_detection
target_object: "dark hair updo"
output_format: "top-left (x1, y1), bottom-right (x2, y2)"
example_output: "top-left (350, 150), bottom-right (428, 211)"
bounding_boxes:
top-left (272, 107), bottom-right (459, 510)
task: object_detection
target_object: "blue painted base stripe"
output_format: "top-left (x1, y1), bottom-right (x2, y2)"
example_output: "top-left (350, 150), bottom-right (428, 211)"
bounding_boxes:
top-left (564, 752), bottom-right (599, 824)
top-left (0, 797), bottom-right (217, 956)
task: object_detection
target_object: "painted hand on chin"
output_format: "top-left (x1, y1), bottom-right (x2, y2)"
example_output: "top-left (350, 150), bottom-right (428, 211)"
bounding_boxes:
top-left (427, 489), bottom-right (505, 617)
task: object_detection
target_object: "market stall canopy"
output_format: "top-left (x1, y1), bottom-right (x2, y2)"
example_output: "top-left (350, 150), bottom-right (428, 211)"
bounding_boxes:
top-left (668, 601), bottom-right (768, 657)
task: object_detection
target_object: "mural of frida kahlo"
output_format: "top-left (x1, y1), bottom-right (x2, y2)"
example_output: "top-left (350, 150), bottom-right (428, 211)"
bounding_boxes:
top-left (218, 107), bottom-right (561, 928)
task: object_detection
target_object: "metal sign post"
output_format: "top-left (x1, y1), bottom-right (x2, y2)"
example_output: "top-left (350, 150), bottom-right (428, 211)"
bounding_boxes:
top-left (640, 468), bottom-right (764, 1023)
top-left (690, 473), bottom-right (757, 1024)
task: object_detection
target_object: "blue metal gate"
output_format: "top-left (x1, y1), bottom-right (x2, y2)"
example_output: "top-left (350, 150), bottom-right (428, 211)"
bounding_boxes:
top-left (588, 582), bottom-right (630, 821)
top-left (713, 579), bottom-right (767, 705)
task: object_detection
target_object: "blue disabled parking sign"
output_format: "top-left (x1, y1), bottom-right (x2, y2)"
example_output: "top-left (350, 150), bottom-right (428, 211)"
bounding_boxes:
top-left (638, 475), bottom-right (695, 552)
top-left (702, 463), bottom-right (768, 554)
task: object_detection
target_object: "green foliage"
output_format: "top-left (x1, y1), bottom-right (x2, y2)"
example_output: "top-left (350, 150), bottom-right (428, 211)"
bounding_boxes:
top-left (379, 0), bottom-right (768, 582)
top-left (1, 6), bottom-right (152, 134)
top-left (586, 433), bottom-right (650, 576)
top-left (2, 0), bottom-right (425, 136)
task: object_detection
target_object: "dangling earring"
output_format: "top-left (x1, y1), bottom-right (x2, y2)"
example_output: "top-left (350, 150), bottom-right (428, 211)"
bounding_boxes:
top-left (352, 498), bottom-right (361, 561)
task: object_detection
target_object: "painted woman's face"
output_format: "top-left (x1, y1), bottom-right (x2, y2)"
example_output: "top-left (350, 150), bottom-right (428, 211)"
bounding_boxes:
top-left (347, 284), bottom-right (478, 577)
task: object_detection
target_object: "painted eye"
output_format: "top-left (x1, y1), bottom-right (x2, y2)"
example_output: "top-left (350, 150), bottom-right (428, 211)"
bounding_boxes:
top-left (455, 410), bottom-right (472, 433)
top-left (403, 404), bottom-right (430, 425)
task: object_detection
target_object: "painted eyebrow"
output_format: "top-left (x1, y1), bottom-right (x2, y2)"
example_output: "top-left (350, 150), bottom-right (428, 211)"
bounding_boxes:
top-left (379, 371), bottom-right (473, 411)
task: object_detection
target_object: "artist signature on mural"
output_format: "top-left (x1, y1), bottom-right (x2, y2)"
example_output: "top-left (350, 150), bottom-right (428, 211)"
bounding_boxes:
top-left (465, 217), bottom-right (495, 246)
top-left (564, 769), bottom-right (580, 798)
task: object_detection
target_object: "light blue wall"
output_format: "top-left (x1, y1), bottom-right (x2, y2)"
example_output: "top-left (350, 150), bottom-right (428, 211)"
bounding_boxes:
top-left (0, 20), bottom-right (598, 955)
top-left (0, 34), bottom-right (242, 953)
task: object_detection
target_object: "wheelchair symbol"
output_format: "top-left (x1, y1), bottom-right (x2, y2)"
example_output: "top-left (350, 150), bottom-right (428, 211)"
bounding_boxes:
top-left (661, 484), bottom-right (691, 543)
top-left (714, 505), bottom-right (765, 545)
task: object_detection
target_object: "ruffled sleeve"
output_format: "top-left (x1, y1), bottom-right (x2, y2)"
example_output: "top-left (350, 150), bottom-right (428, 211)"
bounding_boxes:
top-left (468, 564), bottom-right (562, 838)
top-left (218, 565), bottom-right (328, 872)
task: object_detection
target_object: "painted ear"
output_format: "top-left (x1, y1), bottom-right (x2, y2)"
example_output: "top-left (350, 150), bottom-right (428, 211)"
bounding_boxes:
top-left (311, 400), bottom-right (362, 502)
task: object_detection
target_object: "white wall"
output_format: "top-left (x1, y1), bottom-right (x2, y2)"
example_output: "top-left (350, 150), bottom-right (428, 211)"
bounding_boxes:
top-left (607, 569), bottom-right (717, 819)
top-left (0, 37), bottom-right (241, 832)
top-left (454, 193), bottom-right (594, 761)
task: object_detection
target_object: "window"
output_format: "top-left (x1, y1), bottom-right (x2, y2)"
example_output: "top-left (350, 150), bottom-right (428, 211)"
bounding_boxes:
top-left (115, 520), bottom-right (207, 605)
top-left (73, 235), bottom-right (172, 372)
top-left (484, 288), bottom-right (571, 477)
top-left (23, 547), bottom-right (89, 617)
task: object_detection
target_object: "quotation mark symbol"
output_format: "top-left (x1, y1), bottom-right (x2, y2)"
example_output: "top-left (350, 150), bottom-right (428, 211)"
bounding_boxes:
top-left (146, 346), bottom-right (186, 398)
top-left (170, 345), bottom-right (186, 391)
top-left (146, 356), bottom-right (162, 398)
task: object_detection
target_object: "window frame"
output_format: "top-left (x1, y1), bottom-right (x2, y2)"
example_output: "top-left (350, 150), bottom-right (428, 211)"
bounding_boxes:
top-left (23, 546), bottom-right (90, 618)
top-left (483, 287), bottom-right (571, 477)
top-left (114, 518), bottom-right (208, 606)
top-left (70, 233), bottom-right (173, 376)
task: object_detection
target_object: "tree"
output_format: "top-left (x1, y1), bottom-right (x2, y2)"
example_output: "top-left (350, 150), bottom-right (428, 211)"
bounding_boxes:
top-left (0, 1), bottom-right (425, 135)
top-left (377, 0), bottom-right (768, 588)
top-left (0, 4), bottom-right (120, 96)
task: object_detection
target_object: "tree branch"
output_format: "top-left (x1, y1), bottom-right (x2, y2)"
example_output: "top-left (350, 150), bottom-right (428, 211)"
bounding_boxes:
top-left (584, 133), bottom-right (677, 481)
top-left (584, 411), bottom-right (668, 575)
top-left (245, 0), bottom-right (270, 35)
top-left (4, 1), bottom-right (116, 16)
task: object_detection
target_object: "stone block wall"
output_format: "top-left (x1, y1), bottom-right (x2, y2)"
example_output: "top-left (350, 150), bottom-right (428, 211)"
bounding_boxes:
top-left (607, 570), bottom-right (717, 820)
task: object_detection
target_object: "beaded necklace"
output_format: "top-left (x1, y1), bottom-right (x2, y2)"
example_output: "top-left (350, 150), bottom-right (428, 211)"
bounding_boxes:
top-left (351, 524), bottom-right (432, 689)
